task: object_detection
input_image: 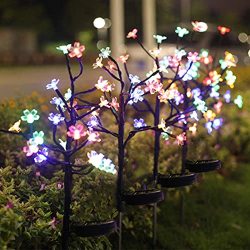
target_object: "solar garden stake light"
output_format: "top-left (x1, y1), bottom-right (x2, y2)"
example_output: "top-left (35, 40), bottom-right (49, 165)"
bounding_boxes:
top-left (92, 41), bottom-right (168, 249)
top-left (126, 22), bottom-right (243, 240)
top-left (1, 42), bottom-right (118, 250)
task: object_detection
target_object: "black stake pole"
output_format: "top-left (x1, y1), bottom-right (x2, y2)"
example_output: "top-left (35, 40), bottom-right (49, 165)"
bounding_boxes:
top-left (62, 161), bottom-right (72, 249)
top-left (153, 95), bottom-right (161, 247)
top-left (180, 82), bottom-right (188, 224)
top-left (117, 93), bottom-right (125, 250)
top-left (181, 82), bottom-right (188, 175)
top-left (118, 212), bottom-right (123, 250)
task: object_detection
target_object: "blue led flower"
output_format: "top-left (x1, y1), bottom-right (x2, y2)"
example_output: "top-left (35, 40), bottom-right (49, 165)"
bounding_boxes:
top-left (87, 116), bottom-right (100, 128)
top-left (129, 74), bottom-right (140, 85)
top-left (48, 113), bottom-right (65, 125)
top-left (213, 118), bottom-right (223, 129)
top-left (134, 118), bottom-right (147, 129)
top-left (205, 121), bottom-right (213, 134)
top-left (50, 97), bottom-right (65, 110)
top-left (223, 90), bottom-right (231, 103)
top-left (34, 148), bottom-right (48, 163)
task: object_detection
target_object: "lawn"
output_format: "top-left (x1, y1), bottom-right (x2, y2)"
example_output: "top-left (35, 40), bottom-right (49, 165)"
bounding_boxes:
top-left (122, 163), bottom-right (250, 250)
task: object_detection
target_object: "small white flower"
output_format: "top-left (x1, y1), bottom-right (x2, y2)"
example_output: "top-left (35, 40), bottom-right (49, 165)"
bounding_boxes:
top-left (56, 44), bottom-right (71, 54)
top-left (99, 47), bottom-right (111, 58)
top-left (64, 88), bottom-right (72, 101)
top-left (153, 34), bottom-right (167, 44)
top-left (46, 79), bottom-right (59, 90)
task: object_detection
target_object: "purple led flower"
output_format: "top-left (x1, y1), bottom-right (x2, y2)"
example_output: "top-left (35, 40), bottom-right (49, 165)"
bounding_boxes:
top-left (48, 113), bottom-right (65, 125)
top-left (213, 118), bottom-right (223, 130)
top-left (192, 88), bottom-right (201, 97)
top-left (34, 148), bottom-right (48, 163)
top-left (205, 121), bottom-right (213, 134)
top-left (134, 118), bottom-right (147, 128)
top-left (87, 116), bottom-right (100, 128)
top-left (210, 88), bottom-right (220, 98)
top-left (174, 94), bottom-right (184, 105)
top-left (223, 90), bottom-right (231, 103)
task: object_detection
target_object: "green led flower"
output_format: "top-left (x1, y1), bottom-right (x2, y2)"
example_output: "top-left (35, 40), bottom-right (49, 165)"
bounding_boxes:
top-left (234, 95), bottom-right (243, 108)
top-left (161, 132), bottom-right (169, 141)
top-left (32, 131), bottom-right (44, 145)
top-left (175, 27), bottom-right (189, 38)
top-left (21, 109), bottom-right (39, 124)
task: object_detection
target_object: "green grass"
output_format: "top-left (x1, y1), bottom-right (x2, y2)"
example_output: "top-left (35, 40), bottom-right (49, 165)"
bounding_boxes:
top-left (122, 164), bottom-right (250, 250)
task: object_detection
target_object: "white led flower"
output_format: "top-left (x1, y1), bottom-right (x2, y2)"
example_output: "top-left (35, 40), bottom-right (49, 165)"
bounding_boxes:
top-left (99, 47), bottom-right (111, 58)
top-left (175, 27), bottom-right (189, 37)
top-left (128, 87), bottom-right (144, 105)
top-left (153, 34), bottom-right (167, 44)
top-left (56, 44), bottom-right (71, 54)
top-left (64, 89), bottom-right (72, 101)
top-left (46, 79), bottom-right (59, 90)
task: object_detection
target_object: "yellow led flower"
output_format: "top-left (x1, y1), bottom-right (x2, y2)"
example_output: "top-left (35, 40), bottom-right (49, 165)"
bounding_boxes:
top-left (204, 110), bottom-right (216, 121)
top-left (9, 120), bottom-right (21, 133)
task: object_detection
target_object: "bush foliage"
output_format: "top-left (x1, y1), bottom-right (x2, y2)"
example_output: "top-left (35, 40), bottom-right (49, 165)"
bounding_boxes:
top-left (0, 67), bottom-right (249, 249)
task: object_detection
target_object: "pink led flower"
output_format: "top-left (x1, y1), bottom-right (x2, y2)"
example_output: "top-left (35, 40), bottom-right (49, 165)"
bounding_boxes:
top-left (214, 101), bottom-right (223, 113)
top-left (5, 201), bottom-right (14, 209)
top-left (49, 217), bottom-right (57, 230)
top-left (144, 80), bottom-right (163, 94)
top-left (201, 55), bottom-right (213, 65)
top-left (176, 133), bottom-right (186, 145)
top-left (187, 52), bottom-right (200, 62)
top-left (107, 60), bottom-right (118, 72)
top-left (87, 130), bottom-right (101, 142)
top-left (127, 29), bottom-right (138, 39)
top-left (118, 54), bottom-right (129, 63)
top-left (39, 183), bottom-right (46, 191)
top-left (57, 182), bottom-right (64, 189)
top-left (203, 71), bottom-right (221, 85)
top-left (95, 76), bottom-right (114, 92)
top-left (93, 57), bottom-right (103, 69)
top-left (218, 26), bottom-right (231, 35)
top-left (68, 42), bottom-right (85, 58)
top-left (110, 97), bottom-right (119, 111)
top-left (203, 77), bottom-right (212, 86)
top-left (191, 21), bottom-right (208, 32)
top-left (158, 88), bottom-right (179, 103)
top-left (149, 49), bottom-right (162, 57)
top-left (168, 55), bottom-right (179, 68)
top-left (67, 124), bottom-right (87, 140)
top-left (23, 140), bottom-right (39, 156)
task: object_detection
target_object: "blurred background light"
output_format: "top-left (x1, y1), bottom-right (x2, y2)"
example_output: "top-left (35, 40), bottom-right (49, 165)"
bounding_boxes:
top-left (93, 17), bottom-right (105, 29)
top-left (238, 32), bottom-right (248, 43)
